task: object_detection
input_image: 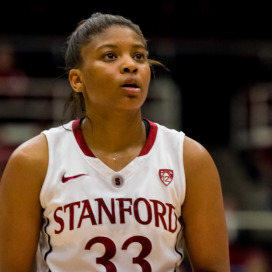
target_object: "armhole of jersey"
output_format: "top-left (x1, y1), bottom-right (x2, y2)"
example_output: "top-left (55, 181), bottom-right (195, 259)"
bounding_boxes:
top-left (39, 131), bottom-right (51, 208)
top-left (176, 131), bottom-right (186, 263)
top-left (179, 131), bottom-right (186, 207)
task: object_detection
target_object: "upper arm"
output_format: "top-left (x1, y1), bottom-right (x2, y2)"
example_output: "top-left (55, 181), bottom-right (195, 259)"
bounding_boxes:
top-left (182, 136), bottom-right (230, 271)
top-left (0, 134), bottom-right (48, 272)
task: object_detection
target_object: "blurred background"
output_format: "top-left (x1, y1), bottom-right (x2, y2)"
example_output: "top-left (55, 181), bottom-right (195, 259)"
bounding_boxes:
top-left (1, 1), bottom-right (272, 271)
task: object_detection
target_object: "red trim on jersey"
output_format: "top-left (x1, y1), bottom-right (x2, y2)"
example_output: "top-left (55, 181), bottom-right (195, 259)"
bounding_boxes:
top-left (139, 120), bottom-right (158, 156)
top-left (72, 119), bottom-right (158, 157)
top-left (72, 119), bottom-right (95, 157)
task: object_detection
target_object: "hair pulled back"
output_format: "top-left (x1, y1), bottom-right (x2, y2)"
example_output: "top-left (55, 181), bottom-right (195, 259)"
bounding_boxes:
top-left (63, 12), bottom-right (162, 120)
top-left (65, 13), bottom-right (147, 71)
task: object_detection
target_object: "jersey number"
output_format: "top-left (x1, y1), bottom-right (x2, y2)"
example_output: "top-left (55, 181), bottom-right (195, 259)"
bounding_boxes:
top-left (85, 235), bottom-right (152, 271)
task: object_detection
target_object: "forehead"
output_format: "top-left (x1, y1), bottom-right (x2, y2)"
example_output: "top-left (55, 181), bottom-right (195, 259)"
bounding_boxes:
top-left (84, 25), bottom-right (146, 52)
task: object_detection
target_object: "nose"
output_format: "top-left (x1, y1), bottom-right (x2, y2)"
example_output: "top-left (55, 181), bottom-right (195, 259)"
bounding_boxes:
top-left (123, 66), bottom-right (137, 73)
top-left (121, 57), bottom-right (138, 73)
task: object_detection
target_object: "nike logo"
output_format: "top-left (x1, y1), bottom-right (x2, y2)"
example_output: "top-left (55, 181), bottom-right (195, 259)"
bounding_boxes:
top-left (61, 174), bottom-right (87, 183)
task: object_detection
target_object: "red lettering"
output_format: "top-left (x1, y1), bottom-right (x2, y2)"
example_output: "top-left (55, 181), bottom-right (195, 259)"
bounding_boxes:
top-left (85, 236), bottom-right (117, 272)
top-left (64, 201), bottom-right (80, 230)
top-left (53, 198), bottom-right (178, 235)
top-left (85, 236), bottom-right (152, 271)
top-left (116, 198), bottom-right (132, 223)
top-left (54, 206), bottom-right (64, 234)
top-left (95, 198), bottom-right (116, 224)
top-left (166, 203), bottom-right (178, 233)
top-left (122, 236), bottom-right (152, 271)
top-left (134, 198), bottom-right (152, 225)
top-left (150, 199), bottom-right (167, 230)
top-left (78, 199), bottom-right (97, 228)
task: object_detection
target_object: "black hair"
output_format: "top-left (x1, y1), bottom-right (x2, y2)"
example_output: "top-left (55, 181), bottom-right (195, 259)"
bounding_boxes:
top-left (63, 12), bottom-right (164, 120)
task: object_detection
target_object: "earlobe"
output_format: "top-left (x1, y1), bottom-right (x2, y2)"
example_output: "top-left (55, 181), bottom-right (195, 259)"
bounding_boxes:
top-left (69, 69), bottom-right (84, 93)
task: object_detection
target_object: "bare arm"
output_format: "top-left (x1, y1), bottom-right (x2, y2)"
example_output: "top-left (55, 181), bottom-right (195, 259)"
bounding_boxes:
top-left (0, 134), bottom-right (48, 272)
top-left (182, 136), bottom-right (230, 271)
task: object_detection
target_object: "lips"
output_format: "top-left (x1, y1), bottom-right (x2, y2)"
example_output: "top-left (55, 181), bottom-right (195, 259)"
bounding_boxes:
top-left (120, 79), bottom-right (141, 95)
top-left (121, 78), bottom-right (140, 88)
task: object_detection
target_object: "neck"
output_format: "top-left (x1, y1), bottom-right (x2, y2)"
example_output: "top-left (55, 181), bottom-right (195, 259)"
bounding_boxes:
top-left (81, 110), bottom-right (146, 154)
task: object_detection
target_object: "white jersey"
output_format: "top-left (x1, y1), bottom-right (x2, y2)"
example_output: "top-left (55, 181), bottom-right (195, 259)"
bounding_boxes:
top-left (36, 119), bottom-right (186, 272)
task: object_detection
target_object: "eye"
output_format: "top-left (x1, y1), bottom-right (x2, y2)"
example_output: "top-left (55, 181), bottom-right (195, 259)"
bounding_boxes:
top-left (133, 52), bottom-right (147, 62)
top-left (103, 52), bottom-right (117, 61)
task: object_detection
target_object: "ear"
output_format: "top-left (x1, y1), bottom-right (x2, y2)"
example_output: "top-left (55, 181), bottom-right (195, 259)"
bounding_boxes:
top-left (69, 69), bottom-right (84, 93)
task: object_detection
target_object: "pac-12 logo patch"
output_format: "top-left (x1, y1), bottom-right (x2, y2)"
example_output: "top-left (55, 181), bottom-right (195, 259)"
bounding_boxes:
top-left (159, 169), bottom-right (174, 186)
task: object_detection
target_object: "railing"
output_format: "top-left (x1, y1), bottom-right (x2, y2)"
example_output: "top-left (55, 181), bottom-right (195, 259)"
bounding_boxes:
top-left (0, 77), bottom-right (71, 174)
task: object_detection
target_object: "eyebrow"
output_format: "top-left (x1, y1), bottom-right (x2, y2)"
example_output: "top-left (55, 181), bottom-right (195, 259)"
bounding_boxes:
top-left (96, 43), bottom-right (147, 51)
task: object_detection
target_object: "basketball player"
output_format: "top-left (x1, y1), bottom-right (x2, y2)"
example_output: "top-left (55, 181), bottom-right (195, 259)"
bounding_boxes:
top-left (0, 13), bottom-right (230, 271)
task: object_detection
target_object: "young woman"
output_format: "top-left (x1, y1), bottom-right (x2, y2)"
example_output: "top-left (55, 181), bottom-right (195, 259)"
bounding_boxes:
top-left (0, 13), bottom-right (230, 272)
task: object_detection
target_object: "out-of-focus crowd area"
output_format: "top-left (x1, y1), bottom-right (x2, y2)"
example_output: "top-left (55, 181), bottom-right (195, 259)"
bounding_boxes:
top-left (1, 1), bottom-right (272, 271)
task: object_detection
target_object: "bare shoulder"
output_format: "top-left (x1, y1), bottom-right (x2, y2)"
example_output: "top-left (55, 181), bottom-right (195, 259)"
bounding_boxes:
top-left (1, 133), bottom-right (48, 189)
top-left (183, 135), bottom-right (207, 155)
top-left (12, 133), bottom-right (48, 162)
top-left (182, 135), bottom-right (222, 210)
top-left (182, 135), bottom-right (222, 208)
top-left (183, 136), bottom-right (217, 178)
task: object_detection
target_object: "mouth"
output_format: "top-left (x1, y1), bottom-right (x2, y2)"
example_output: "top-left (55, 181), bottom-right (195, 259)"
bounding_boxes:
top-left (120, 82), bottom-right (141, 96)
top-left (121, 83), bottom-right (139, 88)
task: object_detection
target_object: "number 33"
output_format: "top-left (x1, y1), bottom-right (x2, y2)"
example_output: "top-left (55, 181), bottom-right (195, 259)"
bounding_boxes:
top-left (85, 235), bottom-right (152, 271)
